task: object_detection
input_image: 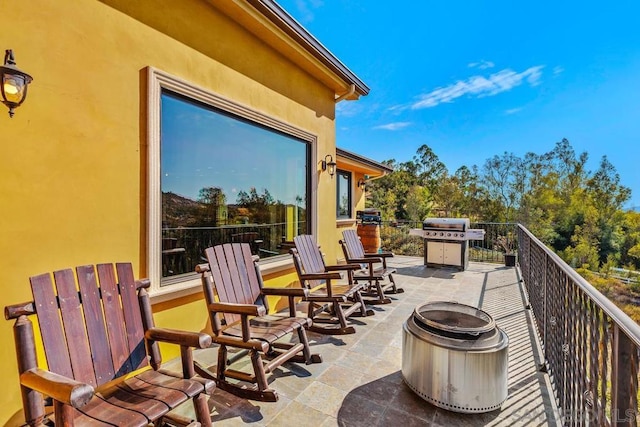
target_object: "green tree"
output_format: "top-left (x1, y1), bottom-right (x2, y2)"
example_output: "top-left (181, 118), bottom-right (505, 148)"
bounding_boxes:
top-left (197, 186), bottom-right (227, 226)
top-left (481, 152), bottom-right (526, 222)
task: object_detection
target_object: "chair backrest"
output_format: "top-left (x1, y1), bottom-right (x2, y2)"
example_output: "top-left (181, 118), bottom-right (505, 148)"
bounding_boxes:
top-left (291, 235), bottom-right (328, 288)
top-left (28, 263), bottom-right (149, 388)
top-left (203, 243), bottom-right (265, 325)
top-left (341, 229), bottom-right (366, 260)
top-left (292, 235), bottom-right (327, 275)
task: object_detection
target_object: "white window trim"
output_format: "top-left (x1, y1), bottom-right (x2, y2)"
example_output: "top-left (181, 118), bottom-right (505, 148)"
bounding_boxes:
top-left (146, 67), bottom-right (317, 301)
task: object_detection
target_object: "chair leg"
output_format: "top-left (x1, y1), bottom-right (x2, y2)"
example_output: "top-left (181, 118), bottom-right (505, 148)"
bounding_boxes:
top-left (296, 327), bottom-right (323, 364)
top-left (386, 273), bottom-right (404, 294)
top-left (335, 302), bottom-right (349, 329)
top-left (193, 393), bottom-right (212, 427)
top-left (217, 345), bottom-right (228, 381)
top-left (368, 280), bottom-right (392, 304)
top-left (54, 401), bottom-right (74, 426)
top-left (354, 291), bottom-right (374, 317)
top-left (251, 350), bottom-right (269, 392)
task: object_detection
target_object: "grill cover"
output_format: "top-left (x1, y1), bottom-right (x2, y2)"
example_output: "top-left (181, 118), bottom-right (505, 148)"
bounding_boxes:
top-left (356, 209), bottom-right (381, 224)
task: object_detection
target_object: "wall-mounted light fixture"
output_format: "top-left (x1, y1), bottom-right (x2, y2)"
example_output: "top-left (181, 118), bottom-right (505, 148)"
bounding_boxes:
top-left (357, 178), bottom-right (366, 191)
top-left (0, 50), bottom-right (33, 118)
top-left (321, 154), bottom-right (337, 178)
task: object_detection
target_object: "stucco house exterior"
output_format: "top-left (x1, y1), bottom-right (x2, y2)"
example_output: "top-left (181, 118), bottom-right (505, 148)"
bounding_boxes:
top-left (0, 0), bottom-right (391, 422)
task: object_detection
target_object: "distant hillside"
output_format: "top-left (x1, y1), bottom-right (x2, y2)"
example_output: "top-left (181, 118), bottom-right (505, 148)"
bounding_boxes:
top-left (162, 192), bottom-right (202, 227)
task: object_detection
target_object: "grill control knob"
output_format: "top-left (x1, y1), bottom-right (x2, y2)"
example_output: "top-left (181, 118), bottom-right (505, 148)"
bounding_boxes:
top-left (460, 233), bottom-right (464, 238)
top-left (439, 232), bottom-right (444, 237)
top-left (447, 233), bottom-right (451, 237)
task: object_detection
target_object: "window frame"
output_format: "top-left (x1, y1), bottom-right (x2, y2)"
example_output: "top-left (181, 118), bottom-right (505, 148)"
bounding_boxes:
top-left (147, 67), bottom-right (318, 301)
top-left (336, 169), bottom-right (353, 220)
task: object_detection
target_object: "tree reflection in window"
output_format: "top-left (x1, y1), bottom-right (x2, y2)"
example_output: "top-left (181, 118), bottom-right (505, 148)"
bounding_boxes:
top-left (160, 91), bottom-right (310, 279)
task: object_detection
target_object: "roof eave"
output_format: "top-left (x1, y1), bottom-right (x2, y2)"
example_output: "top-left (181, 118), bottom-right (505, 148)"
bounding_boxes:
top-left (337, 147), bottom-right (394, 176)
top-left (246, 0), bottom-right (370, 98)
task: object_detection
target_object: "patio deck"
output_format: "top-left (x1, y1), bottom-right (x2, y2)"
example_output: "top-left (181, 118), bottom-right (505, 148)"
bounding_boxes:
top-left (170, 256), bottom-right (560, 426)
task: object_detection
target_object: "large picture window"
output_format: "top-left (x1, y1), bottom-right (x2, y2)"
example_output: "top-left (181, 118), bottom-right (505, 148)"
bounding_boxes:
top-left (160, 92), bottom-right (310, 282)
top-left (336, 169), bottom-right (352, 219)
top-left (147, 68), bottom-right (315, 292)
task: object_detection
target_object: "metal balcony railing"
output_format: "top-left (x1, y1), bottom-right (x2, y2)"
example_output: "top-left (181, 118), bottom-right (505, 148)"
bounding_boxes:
top-left (379, 221), bottom-right (518, 264)
top-left (161, 221), bottom-right (306, 278)
top-left (518, 224), bottom-right (640, 426)
top-left (380, 220), bottom-right (640, 424)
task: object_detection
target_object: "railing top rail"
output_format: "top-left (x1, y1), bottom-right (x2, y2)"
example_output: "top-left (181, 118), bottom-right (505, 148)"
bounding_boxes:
top-left (518, 223), bottom-right (640, 346)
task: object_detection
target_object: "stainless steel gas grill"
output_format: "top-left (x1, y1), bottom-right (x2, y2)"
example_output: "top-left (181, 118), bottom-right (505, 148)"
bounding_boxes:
top-left (409, 218), bottom-right (485, 270)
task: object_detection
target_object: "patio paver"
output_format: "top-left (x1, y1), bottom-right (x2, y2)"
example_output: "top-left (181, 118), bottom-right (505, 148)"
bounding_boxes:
top-left (168, 256), bottom-right (560, 426)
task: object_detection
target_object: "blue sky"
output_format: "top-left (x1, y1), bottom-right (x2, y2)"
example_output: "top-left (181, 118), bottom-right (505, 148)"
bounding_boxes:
top-left (277, 0), bottom-right (640, 208)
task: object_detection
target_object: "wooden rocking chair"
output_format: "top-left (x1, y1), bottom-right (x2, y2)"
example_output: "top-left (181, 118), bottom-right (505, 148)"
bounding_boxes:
top-left (195, 243), bottom-right (322, 402)
top-left (290, 235), bottom-right (373, 335)
top-left (340, 228), bottom-right (404, 304)
top-left (5, 263), bottom-right (213, 427)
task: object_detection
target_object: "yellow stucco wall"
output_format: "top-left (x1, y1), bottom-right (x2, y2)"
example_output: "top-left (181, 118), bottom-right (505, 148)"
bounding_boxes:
top-left (0, 0), bottom-right (342, 423)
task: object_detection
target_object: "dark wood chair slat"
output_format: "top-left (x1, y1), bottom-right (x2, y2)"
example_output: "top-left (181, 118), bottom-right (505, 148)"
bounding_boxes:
top-left (30, 273), bottom-right (74, 379)
top-left (54, 268), bottom-right (97, 387)
top-left (97, 263), bottom-right (134, 376)
top-left (197, 243), bottom-right (321, 402)
top-left (290, 235), bottom-right (373, 334)
top-left (75, 396), bottom-right (151, 426)
top-left (340, 229), bottom-right (403, 303)
top-left (115, 263), bottom-right (148, 371)
top-left (8, 262), bottom-right (214, 426)
top-left (77, 265), bottom-right (115, 386)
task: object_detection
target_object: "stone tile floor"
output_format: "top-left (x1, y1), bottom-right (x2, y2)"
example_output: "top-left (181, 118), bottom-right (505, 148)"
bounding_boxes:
top-left (169, 256), bottom-right (561, 426)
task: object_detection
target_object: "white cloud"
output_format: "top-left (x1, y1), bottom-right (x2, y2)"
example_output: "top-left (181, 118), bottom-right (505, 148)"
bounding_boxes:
top-left (505, 107), bottom-right (523, 115)
top-left (553, 66), bottom-right (565, 75)
top-left (468, 60), bottom-right (495, 70)
top-left (374, 122), bottom-right (412, 131)
top-left (410, 66), bottom-right (544, 109)
top-left (335, 100), bottom-right (361, 117)
top-left (292, 0), bottom-right (324, 23)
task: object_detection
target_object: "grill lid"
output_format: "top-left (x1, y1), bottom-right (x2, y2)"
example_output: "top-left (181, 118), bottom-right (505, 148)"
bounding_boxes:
top-left (422, 217), bottom-right (470, 231)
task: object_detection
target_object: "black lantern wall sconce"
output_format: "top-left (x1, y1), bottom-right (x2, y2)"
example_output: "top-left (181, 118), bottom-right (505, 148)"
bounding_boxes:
top-left (357, 179), bottom-right (367, 191)
top-left (321, 154), bottom-right (337, 178)
top-left (1, 49), bottom-right (33, 118)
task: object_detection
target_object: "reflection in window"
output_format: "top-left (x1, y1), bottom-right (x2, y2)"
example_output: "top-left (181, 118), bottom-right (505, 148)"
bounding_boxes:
top-left (336, 170), bottom-right (351, 219)
top-left (160, 91), bottom-right (309, 280)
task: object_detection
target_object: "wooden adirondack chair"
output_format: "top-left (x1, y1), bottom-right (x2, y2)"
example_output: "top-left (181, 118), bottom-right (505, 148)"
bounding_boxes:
top-left (5, 263), bottom-right (214, 427)
top-left (340, 229), bottom-right (404, 304)
top-left (290, 235), bottom-right (373, 335)
top-left (195, 243), bottom-right (322, 402)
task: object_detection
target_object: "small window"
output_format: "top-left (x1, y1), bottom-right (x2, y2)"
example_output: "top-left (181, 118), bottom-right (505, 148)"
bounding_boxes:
top-left (336, 170), bottom-right (352, 219)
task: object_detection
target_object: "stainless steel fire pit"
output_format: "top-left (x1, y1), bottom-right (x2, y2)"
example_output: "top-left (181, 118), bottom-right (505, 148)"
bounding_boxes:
top-left (402, 301), bottom-right (509, 413)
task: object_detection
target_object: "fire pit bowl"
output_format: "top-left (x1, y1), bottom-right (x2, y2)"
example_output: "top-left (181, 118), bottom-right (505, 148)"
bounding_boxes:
top-left (402, 301), bottom-right (508, 413)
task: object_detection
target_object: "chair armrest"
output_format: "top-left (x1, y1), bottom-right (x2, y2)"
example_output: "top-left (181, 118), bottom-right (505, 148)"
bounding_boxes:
top-left (325, 263), bottom-right (361, 272)
top-left (146, 327), bottom-right (212, 349)
top-left (209, 302), bottom-right (266, 317)
top-left (347, 257), bottom-right (382, 265)
top-left (21, 368), bottom-right (94, 409)
top-left (365, 252), bottom-right (394, 258)
top-left (195, 263), bottom-right (210, 273)
top-left (299, 272), bottom-right (342, 281)
top-left (261, 287), bottom-right (309, 298)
